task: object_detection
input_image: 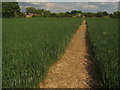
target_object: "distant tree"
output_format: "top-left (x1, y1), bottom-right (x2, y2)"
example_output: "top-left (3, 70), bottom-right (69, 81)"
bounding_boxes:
top-left (114, 11), bottom-right (120, 18)
top-left (26, 7), bottom-right (37, 14)
top-left (17, 12), bottom-right (26, 18)
top-left (50, 13), bottom-right (57, 17)
top-left (64, 11), bottom-right (71, 17)
top-left (109, 13), bottom-right (113, 18)
top-left (77, 11), bottom-right (82, 14)
top-left (56, 13), bottom-right (65, 17)
top-left (96, 12), bottom-right (104, 17)
top-left (44, 10), bottom-right (51, 17)
top-left (2, 2), bottom-right (20, 18)
top-left (110, 11), bottom-right (120, 18)
top-left (65, 11), bottom-right (70, 14)
top-left (36, 9), bottom-right (44, 16)
top-left (36, 9), bottom-right (51, 17)
top-left (71, 10), bottom-right (77, 15)
top-left (103, 11), bottom-right (108, 16)
top-left (82, 12), bottom-right (96, 17)
top-left (70, 10), bottom-right (82, 15)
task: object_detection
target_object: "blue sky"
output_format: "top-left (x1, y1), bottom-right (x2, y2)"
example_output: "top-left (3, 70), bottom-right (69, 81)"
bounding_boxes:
top-left (19, 2), bottom-right (118, 13)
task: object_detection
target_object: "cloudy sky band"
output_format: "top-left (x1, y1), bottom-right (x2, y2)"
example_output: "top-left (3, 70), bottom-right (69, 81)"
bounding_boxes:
top-left (0, 0), bottom-right (119, 2)
top-left (19, 2), bottom-right (118, 13)
top-left (1, 0), bottom-right (118, 13)
top-left (17, 0), bottom-right (119, 2)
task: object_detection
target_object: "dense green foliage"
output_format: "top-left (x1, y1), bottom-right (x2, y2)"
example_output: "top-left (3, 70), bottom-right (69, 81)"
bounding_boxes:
top-left (109, 11), bottom-right (120, 18)
top-left (83, 11), bottom-right (120, 18)
top-left (2, 2), bottom-right (20, 18)
top-left (2, 18), bottom-right (82, 88)
top-left (26, 7), bottom-right (37, 14)
top-left (87, 18), bottom-right (119, 88)
top-left (25, 6), bottom-right (120, 18)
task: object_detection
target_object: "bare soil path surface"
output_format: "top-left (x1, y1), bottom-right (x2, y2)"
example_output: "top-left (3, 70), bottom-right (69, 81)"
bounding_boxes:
top-left (40, 19), bottom-right (98, 88)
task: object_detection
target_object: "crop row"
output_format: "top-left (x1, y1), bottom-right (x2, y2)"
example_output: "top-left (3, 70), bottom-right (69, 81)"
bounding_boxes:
top-left (2, 18), bottom-right (82, 88)
top-left (87, 17), bottom-right (119, 88)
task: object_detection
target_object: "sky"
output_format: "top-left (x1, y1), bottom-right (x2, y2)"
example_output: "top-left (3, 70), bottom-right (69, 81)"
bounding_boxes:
top-left (1, 0), bottom-right (119, 13)
top-left (17, 0), bottom-right (119, 2)
top-left (19, 2), bottom-right (118, 13)
top-left (1, 0), bottom-right (119, 2)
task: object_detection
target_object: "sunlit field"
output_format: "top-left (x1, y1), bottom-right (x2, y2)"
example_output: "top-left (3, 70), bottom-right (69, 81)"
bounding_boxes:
top-left (87, 18), bottom-right (119, 88)
top-left (2, 18), bottom-right (82, 88)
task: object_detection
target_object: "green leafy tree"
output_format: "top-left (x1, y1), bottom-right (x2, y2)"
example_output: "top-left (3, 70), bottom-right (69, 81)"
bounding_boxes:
top-left (110, 11), bottom-right (120, 18)
top-left (2, 2), bottom-right (20, 18)
top-left (26, 7), bottom-right (37, 14)
top-left (114, 11), bottom-right (120, 18)
top-left (44, 10), bottom-right (51, 17)
top-left (82, 12), bottom-right (96, 17)
top-left (96, 12), bottom-right (104, 17)
top-left (17, 12), bottom-right (26, 18)
top-left (103, 11), bottom-right (108, 16)
top-left (36, 9), bottom-right (51, 17)
top-left (71, 10), bottom-right (82, 15)
top-left (56, 13), bottom-right (65, 17)
top-left (50, 13), bottom-right (57, 17)
top-left (36, 9), bottom-right (44, 16)
top-left (64, 12), bottom-right (71, 17)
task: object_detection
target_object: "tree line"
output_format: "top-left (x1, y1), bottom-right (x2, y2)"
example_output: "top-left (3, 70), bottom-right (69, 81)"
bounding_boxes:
top-left (2, 2), bottom-right (25, 18)
top-left (2, 2), bottom-right (120, 18)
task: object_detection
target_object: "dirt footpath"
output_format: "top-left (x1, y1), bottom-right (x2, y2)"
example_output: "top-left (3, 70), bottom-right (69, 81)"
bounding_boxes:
top-left (40, 19), bottom-right (97, 88)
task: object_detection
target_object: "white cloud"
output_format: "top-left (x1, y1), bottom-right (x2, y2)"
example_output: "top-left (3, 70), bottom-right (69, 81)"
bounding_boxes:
top-left (83, 4), bottom-right (98, 9)
top-left (100, 2), bottom-right (106, 4)
top-left (75, 2), bottom-right (98, 10)
top-left (20, 5), bottom-right (31, 8)
top-left (31, 2), bottom-right (40, 5)
top-left (42, 3), bottom-right (70, 12)
top-left (45, 3), bottom-right (57, 8)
